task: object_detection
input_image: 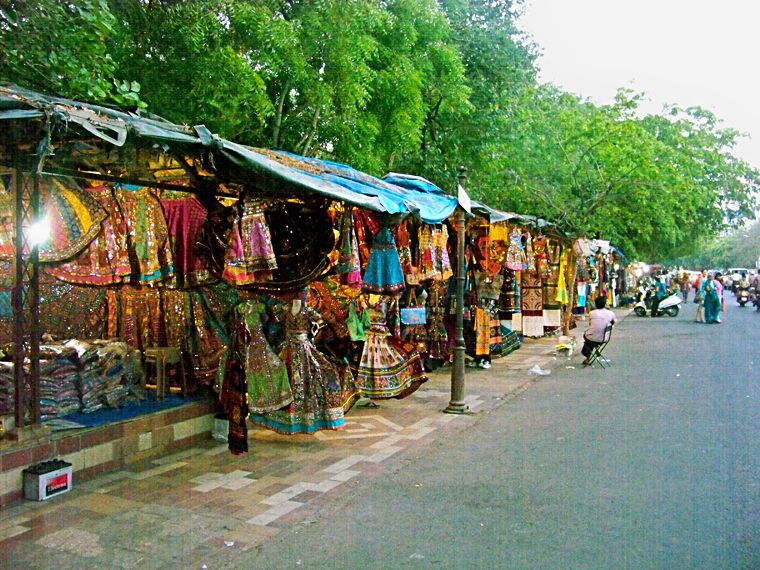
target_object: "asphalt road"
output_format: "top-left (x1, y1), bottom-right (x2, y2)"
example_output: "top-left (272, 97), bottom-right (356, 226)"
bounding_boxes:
top-left (236, 297), bottom-right (760, 569)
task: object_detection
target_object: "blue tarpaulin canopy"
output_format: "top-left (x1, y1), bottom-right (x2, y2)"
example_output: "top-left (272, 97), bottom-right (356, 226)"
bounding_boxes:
top-left (271, 153), bottom-right (458, 224)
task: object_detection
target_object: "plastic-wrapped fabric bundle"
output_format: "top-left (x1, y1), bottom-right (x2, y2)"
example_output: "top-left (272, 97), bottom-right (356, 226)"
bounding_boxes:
top-left (0, 361), bottom-right (14, 415)
top-left (39, 345), bottom-right (82, 420)
top-left (64, 339), bottom-right (143, 412)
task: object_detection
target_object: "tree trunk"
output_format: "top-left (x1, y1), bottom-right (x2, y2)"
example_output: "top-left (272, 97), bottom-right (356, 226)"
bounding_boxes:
top-left (272, 80), bottom-right (289, 148)
top-left (300, 106), bottom-right (322, 157)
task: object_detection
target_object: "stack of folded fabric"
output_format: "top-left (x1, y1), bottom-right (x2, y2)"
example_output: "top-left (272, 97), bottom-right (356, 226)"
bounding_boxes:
top-left (0, 361), bottom-right (14, 415)
top-left (64, 339), bottom-right (143, 413)
top-left (38, 344), bottom-right (82, 420)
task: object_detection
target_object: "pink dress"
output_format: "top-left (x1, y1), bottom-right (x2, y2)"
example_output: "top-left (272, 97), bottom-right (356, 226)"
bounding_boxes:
top-left (161, 196), bottom-right (214, 288)
top-left (222, 197), bottom-right (277, 285)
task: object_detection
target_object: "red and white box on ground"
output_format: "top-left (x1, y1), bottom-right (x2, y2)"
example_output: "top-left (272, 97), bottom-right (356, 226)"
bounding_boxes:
top-left (23, 459), bottom-right (73, 501)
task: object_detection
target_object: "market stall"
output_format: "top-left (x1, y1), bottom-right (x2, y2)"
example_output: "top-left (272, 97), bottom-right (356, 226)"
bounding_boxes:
top-left (0, 84), bottom-right (578, 459)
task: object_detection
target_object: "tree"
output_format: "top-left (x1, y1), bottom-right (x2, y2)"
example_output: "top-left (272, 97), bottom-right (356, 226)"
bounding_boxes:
top-left (0, 0), bottom-right (142, 107)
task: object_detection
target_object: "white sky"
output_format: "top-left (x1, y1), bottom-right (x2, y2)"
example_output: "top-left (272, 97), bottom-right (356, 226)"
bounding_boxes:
top-left (516, 0), bottom-right (760, 169)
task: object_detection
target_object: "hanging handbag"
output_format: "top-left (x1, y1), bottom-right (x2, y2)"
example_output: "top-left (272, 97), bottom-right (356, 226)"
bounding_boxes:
top-left (400, 289), bottom-right (427, 325)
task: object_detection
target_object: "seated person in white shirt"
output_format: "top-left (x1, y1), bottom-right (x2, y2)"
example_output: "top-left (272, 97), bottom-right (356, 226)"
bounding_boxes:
top-left (581, 296), bottom-right (616, 366)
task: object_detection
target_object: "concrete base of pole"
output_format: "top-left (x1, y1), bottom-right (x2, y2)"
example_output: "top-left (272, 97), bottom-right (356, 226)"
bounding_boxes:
top-left (443, 401), bottom-right (470, 414)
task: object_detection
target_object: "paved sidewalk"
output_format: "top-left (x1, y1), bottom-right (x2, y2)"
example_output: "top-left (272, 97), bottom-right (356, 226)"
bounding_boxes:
top-left (0, 334), bottom-right (576, 569)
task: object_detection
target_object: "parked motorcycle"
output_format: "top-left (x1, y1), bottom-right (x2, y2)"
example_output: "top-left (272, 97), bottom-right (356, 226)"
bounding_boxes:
top-left (633, 286), bottom-right (682, 317)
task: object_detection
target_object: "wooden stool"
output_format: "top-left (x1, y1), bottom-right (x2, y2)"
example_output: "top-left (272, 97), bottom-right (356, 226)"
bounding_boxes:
top-left (144, 347), bottom-right (187, 399)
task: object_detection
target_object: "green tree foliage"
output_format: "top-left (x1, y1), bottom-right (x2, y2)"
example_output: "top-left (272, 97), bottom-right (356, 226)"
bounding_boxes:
top-left (108, 0), bottom-right (470, 174)
top-left (0, 0), bottom-right (143, 107)
top-left (1, 0), bottom-right (756, 262)
top-left (676, 220), bottom-right (760, 270)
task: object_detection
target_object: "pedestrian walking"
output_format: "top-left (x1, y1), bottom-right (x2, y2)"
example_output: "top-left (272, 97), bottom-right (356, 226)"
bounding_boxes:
top-left (694, 269), bottom-right (707, 323)
top-left (679, 272), bottom-right (689, 302)
top-left (701, 273), bottom-right (721, 324)
top-left (714, 272), bottom-right (725, 323)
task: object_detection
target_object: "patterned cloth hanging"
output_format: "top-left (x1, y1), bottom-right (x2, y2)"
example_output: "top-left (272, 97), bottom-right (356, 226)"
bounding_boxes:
top-left (542, 238), bottom-right (563, 330)
top-left (362, 226), bottom-right (406, 295)
top-left (555, 249), bottom-right (570, 305)
top-left (520, 270), bottom-right (544, 338)
top-left (335, 208), bottom-right (362, 287)
top-left (522, 232), bottom-right (536, 273)
top-left (505, 228), bottom-right (524, 271)
top-left (233, 298), bottom-right (293, 414)
top-left (0, 175), bottom-right (108, 263)
top-left (162, 196), bottom-right (215, 288)
top-left (222, 196), bottom-right (277, 286)
top-left (395, 220), bottom-right (414, 275)
top-left (353, 210), bottom-right (382, 270)
top-left (533, 234), bottom-right (550, 279)
top-left (114, 186), bottom-right (174, 283)
top-left (355, 296), bottom-right (427, 399)
top-left (249, 299), bottom-right (348, 434)
top-left (474, 306), bottom-right (491, 356)
top-left (47, 185), bottom-right (131, 285)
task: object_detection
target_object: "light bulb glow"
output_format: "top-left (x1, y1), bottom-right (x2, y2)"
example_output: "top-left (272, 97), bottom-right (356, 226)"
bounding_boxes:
top-left (27, 217), bottom-right (50, 247)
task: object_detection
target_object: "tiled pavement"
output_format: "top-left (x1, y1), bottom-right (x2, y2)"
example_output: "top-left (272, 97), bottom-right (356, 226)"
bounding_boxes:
top-left (0, 335), bottom-right (575, 569)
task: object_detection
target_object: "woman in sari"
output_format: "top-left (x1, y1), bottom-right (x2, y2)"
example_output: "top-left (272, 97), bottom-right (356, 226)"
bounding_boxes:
top-left (701, 274), bottom-right (721, 324)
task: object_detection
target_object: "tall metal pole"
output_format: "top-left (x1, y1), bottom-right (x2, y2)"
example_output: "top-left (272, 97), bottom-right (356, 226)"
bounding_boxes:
top-left (13, 168), bottom-right (26, 429)
top-left (29, 174), bottom-right (41, 425)
top-left (444, 166), bottom-right (468, 414)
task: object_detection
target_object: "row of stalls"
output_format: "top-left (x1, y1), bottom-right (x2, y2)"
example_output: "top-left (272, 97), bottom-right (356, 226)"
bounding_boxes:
top-left (0, 85), bottom-right (619, 455)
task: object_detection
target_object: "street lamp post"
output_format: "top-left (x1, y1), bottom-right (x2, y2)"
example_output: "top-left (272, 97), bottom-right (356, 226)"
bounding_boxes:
top-left (444, 166), bottom-right (469, 414)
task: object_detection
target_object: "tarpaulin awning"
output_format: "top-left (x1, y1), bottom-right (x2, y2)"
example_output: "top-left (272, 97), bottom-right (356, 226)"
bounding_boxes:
top-left (270, 153), bottom-right (458, 224)
top-left (0, 84), bottom-right (560, 229)
top-left (215, 141), bottom-right (387, 213)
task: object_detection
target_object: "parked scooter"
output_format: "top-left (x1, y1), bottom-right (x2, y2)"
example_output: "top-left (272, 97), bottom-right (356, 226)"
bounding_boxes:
top-left (633, 286), bottom-right (682, 317)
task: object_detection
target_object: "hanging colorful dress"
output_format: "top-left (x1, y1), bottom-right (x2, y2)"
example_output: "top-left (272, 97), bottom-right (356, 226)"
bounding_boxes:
top-left (356, 297), bottom-right (427, 399)
top-left (418, 225), bottom-right (454, 281)
top-left (236, 299), bottom-right (293, 413)
top-left (395, 220), bottom-right (414, 275)
top-left (433, 225), bottom-right (454, 281)
top-left (0, 175), bottom-right (107, 264)
top-left (118, 285), bottom-right (166, 352)
top-left (47, 185), bottom-right (131, 285)
top-left (426, 281), bottom-right (449, 362)
top-left (522, 232), bottom-right (536, 272)
top-left (555, 250), bottom-right (570, 306)
top-left (219, 325), bottom-right (249, 455)
top-left (222, 197), bottom-right (278, 285)
top-left (335, 208), bottom-right (362, 287)
top-left (161, 196), bottom-right (214, 288)
top-left (114, 186), bottom-right (174, 283)
top-left (532, 234), bottom-right (550, 279)
top-left (505, 228), bottom-right (524, 271)
top-left (541, 239), bottom-right (563, 330)
top-left (362, 226), bottom-right (406, 295)
top-left (249, 300), bottom-right (346, 434)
